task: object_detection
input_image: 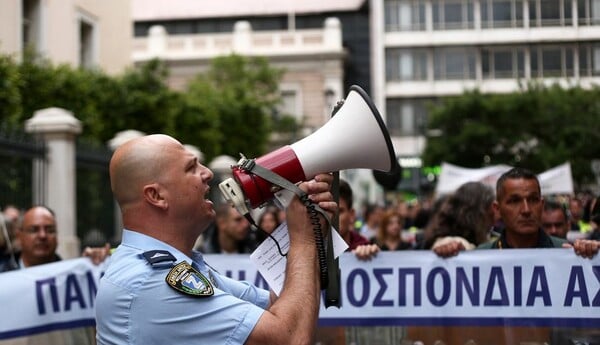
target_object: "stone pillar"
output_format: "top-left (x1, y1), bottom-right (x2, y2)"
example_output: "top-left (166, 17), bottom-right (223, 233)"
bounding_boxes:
top-left (148, 25), bottom-right (167, 58)
top-left (323, 17), bottom-right (342, 50)
top-left (25, 107), bottom-right (82, 259)
top-left (233, 21), bottom-right (252, 54)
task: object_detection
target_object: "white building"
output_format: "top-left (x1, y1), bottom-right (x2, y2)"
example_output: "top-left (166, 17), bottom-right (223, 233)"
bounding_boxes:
top-left (130, 0), bottom-right (392, 204)
top-left (0, 0), bottom-right (132, 74)
top-left (131, 0), bottom-right (352, 135)
top-left (371, 0), bottom-right (600, 165)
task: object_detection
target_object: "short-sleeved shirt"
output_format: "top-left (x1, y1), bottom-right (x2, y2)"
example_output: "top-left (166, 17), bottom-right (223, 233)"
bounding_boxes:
top-left (95, 230), bottom-right (270, 345)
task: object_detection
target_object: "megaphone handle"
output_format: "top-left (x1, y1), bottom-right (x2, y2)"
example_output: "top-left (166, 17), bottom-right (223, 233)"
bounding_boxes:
top-left (324, 173), bottom-right (341, 308)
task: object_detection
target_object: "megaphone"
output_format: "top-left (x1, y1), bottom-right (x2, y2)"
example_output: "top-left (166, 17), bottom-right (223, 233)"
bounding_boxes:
top-left (219, 85), bottom-right (396, 213)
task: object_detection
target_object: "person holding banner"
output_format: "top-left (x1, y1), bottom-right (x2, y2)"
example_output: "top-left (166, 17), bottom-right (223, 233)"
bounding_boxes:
top-left (0, 205), bottom-right (111, 272)
top-left (338, 179), bottom-right (379, 260)
top-left (96, 134), bottom-right (336, 345)
top-left (424, 181), bottom-right (496, 257)
top-left (435, 168), bottom-right (599, 257)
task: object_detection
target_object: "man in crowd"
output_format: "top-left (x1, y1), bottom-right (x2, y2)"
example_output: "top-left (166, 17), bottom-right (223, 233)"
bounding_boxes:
top-left (541, 200), bottom-right (570, 240)
top-left (95, 134), bottom-right (336, 344)
top-left (1, 205), bottom-right (110, 272)
top-left (338, 179), bottom-right (379, 259)
top-left (434, 168), bottom-right (599, 257)
top-left (199, 203), bottom-right (257, 254)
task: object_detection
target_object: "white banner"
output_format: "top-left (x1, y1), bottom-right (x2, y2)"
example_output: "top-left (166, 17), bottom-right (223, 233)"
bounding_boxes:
top-left (0, 250), bottom-right (598, 340)
top-left (435, 162), bottom-right (574, 196)
top-left (206, 250), bottom-right (600, 328)
top-left (0, 258), bottom-right (106, 340)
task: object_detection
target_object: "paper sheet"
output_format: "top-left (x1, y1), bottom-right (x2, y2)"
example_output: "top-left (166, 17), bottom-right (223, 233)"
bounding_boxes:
top-left (250, 223), bottom-right (348, 295)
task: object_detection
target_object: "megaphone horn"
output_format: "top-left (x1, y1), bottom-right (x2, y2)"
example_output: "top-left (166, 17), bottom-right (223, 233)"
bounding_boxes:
top-left (219, 85), bottom-right (396, 211)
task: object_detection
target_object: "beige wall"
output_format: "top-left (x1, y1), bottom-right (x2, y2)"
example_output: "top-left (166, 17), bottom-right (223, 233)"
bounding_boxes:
top-left (0, 0), bottom-right (22, 56)
top-left (0, 0), bottom-right (131, 75)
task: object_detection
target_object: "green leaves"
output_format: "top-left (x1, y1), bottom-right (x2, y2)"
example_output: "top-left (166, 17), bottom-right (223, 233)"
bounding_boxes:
top-left (0, 53), bottom-right (284, 161)
top-left (423, 84), bottom-right (600, 186)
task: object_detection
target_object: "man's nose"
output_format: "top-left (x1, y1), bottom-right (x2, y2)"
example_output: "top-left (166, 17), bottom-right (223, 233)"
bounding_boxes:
top-left (521, 200), bottom-right (531, 213)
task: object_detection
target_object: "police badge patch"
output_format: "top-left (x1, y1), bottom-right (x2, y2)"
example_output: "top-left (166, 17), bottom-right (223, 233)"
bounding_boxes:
top-left (166, 261), bottom-right (214, 297)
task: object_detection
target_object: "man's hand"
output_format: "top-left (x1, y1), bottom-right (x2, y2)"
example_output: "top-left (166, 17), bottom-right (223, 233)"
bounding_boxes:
top-left (562, 239), bottom-right (600, 259)
top-left (82, 243), bottom-right (111, 265)
top-left (286, 173), bottom-right (335, 243)
top-left (353, 244), bottom-right (379, 261)
top-left (432, 239), bottom-right (466, 258)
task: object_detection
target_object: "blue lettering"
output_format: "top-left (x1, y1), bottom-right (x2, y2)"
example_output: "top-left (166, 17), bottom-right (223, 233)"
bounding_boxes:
top-left (427, 267), bottom-right (450, 306)
top-left (398, 268), bottom-right (421, 306)
top-left (225, 270), bottom-right (232, 278)
top-left (593, 266), bottom-right (600, 306)
top-left (564, 266), bottom-right (590, 306)
top-left (373, 268), bottom-right (393, 307)
top-left (64, 273), bottom-right (86, 311)
top-left (484, 267), bottom-right (509, 306)
top-left (36, 278), bottom-right (59, 315)
top-left (456, 267), bottom-right (479, 306)
top-left (514, 266), bottom-right (522, 306)
top-left (86, 270), bottom-right (97, 307)
top-left (347, 269), bottom-right (369, 307)
top-left (526, 266), bottom-right (551, 306)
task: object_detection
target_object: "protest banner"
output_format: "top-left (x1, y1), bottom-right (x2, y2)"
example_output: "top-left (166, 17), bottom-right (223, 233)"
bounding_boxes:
top-left (1, 249), bottom-right (598, 342)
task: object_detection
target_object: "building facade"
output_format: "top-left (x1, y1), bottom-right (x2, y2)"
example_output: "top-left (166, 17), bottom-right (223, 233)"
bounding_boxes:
top-left (131, 0), bottom-right (391, 204)
top-left (131, 1), bottom-right (372, 136)
top-left (0, 0), bottom-right (132, 74)
top-left (372, 0), bottom-right (600, 175)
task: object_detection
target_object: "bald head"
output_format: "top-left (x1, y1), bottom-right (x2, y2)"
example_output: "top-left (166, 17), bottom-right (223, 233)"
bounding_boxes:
top-left (110, 134), bottom-right (182, 210)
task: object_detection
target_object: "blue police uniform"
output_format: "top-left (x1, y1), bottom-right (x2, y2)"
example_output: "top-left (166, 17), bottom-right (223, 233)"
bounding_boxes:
top-left (96, 230), bottom-right (270, 345)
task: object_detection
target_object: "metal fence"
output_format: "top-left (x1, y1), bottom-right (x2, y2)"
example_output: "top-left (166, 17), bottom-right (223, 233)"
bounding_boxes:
top-left (0, 124), bottom-right (115, 248)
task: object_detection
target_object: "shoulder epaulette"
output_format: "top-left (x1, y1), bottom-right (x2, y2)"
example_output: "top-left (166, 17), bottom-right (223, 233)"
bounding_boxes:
top-left (142, 250), bottom-right (177, 267)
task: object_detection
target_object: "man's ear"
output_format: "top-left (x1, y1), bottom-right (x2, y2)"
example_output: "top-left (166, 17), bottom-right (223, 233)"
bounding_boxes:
top-left (143, 183), bottom-right (168, 210)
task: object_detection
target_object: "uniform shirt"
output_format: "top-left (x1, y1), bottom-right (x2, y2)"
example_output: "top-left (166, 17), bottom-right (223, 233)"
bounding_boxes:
top-left (96, 230), bottom-right (270, 345)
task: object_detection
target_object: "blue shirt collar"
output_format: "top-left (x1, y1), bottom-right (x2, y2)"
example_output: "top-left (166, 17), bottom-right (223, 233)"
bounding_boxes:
top-left (121, 229), bottom-right (206, 269)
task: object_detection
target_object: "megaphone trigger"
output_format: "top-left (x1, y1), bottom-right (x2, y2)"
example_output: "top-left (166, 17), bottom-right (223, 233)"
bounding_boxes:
top-left (218, 177), bottom-right (250, 216)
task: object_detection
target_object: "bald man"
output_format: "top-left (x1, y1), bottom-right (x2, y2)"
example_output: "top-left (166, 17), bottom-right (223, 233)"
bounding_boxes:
top-left (1, 206), bottom-right (110, 272)
top-left (95, 134), bottom-right (336, 345)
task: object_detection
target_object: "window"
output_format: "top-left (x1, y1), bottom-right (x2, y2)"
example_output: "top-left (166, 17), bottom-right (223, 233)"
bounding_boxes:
top-left (386, 48), bottom-right (428, 81)
top-left (22, 0), bottom-right (41, 51)
top-left (578, 43), bottom-right (600, 76)
top-left (578, 0), bottom-right (600, 25)
top-left (386, 99), bottom-right (431, 136)
top-left (277, 89), bottom-right (303, 122)
top-left (482, 47), bottom-right (525, 79)
top-left (481, 0), bottom-right (524, 28)
top-left (434, 48), bottom-right (476, 80)
top-left (433, 0), bottom-right (474, 30)
top-left (529, 0), bottom-right (572, 27)
top-left (79, 19), bottom-right (95, 69)
top-left (385, 0), bottom-right (426, 31)
top-left (531, 45), bottom-right (575, 77)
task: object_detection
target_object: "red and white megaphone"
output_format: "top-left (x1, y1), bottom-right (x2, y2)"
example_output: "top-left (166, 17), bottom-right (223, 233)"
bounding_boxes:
top-left (219, 85), bottom-right (396, 213)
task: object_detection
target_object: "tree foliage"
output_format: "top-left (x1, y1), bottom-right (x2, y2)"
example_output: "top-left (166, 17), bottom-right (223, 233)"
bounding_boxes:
top-left (183, 54), bottom-right (283, 159)
top-left (422, 84), bottom-right (600, 186)
top-left (0, 53), bottom-right (284, 161)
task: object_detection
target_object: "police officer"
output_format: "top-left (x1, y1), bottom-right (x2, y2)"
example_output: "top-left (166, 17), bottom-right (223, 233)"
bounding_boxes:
top-left (95, 134), bottom-right (335, 344)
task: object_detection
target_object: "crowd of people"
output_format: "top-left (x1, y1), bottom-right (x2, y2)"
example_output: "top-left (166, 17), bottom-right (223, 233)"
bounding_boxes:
top-left (1, 133), bottom-right (599, 344)
top-left (189, 167), bottom-right (600, 262)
